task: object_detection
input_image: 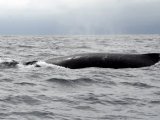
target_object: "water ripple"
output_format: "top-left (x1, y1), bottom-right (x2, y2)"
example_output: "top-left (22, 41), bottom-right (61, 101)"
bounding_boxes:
top-left (12, 111), bottom-right (54, 118)
top-left (14, 82), bottom-right (36, 86)
top-left (0, 78), bottom-right (13, 82)
top-left (18, 45), bottom-right (35, 48)
top-left (46, 77), bottom-right (95, 86)
top-left (0, 95), bottom-right (41, 105)
top-left (100, 115), bottom-right (141, 120)
top-left (149, 100), bottom-right (160, 105)
top-left (120, 82), bottom-right (157, 88)
top-left (0, 111), bottom-right (55, 119)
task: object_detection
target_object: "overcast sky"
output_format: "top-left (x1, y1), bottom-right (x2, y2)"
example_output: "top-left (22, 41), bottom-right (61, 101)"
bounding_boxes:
top-left (0, 0), bottom-right (160, 35)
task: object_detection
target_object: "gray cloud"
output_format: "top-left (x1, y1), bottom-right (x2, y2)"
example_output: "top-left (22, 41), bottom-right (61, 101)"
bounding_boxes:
top-left (0, 0), bottom-right (160, 34)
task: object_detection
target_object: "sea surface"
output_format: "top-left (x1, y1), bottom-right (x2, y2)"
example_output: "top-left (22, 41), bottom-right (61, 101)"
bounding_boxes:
top-left (0, 35), bottom-right (160, 120)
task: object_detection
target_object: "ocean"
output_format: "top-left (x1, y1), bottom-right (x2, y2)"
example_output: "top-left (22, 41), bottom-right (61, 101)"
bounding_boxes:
top-left (0, 35), bottom-right (160, 120)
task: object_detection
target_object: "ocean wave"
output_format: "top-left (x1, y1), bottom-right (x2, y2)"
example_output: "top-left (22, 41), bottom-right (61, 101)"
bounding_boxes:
top-left (46, 77), bottom-right (94, 86)
top-left (0, 58), bottom-right (18, 68)
top-left (0, 111), bottom-right (54, 119)
top-left (75, 93), bottom-right (139, 106)
top-left (18, 45), bottom-right (35, 48)
top-left (14, 82), bottom-right (36, 86)
top-left (0, 35), bottom-right (160, 120)
top-left (12, 111), bottom-right (54, 118)
top-left (0, 78), bottom-right (13, 82)
top-left (149, 100), bottom-right (160, 104)
top-left (0, 95), bottom-right (41, 105)
top-left (73, 105), bottom-right (97, 112)
top-left (120, 82), bottom-right (157, 88)
top-left (99, 115), bottom-right (139, 120)
top-left (0, 58), bottom-right (66, 69)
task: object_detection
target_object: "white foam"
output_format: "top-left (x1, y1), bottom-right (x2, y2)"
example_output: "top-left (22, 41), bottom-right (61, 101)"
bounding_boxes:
top-left (17, 63), bottom-right (35, 69)
top-left (0, 58), bottom-right (68, 70)
top-left (36, 61), bottom-right (66, 69)
top-left (17, 61), bottom-right (67, 70)
top-left (0, 58), bottom-right (14, 63)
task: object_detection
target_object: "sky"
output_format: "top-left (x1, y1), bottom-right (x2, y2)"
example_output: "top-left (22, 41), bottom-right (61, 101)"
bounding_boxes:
top-left (0, 0), bottom-right (160, 35)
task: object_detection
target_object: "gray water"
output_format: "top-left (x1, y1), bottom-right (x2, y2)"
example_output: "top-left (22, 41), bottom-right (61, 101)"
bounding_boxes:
top-left (0, 35), bottom-right (160, 120)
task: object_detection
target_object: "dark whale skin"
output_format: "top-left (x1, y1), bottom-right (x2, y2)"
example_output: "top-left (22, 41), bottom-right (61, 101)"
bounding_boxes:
top-left (45, 53), bottom-right (160, 69)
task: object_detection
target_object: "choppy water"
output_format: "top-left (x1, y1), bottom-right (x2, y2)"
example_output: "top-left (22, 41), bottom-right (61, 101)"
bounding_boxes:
top-left (0, 35), bottom-right (160, 120)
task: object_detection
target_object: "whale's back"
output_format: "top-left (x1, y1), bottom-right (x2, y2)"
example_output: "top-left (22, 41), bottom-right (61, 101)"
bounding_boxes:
top-left (46, 53), bottom-right (160, 69)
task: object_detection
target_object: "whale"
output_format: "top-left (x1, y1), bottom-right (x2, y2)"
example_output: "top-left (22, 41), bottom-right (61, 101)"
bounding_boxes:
top-left (4, 53), bottom-right (158, 69)
top-left (43, 53), bottom-right (160, 69)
